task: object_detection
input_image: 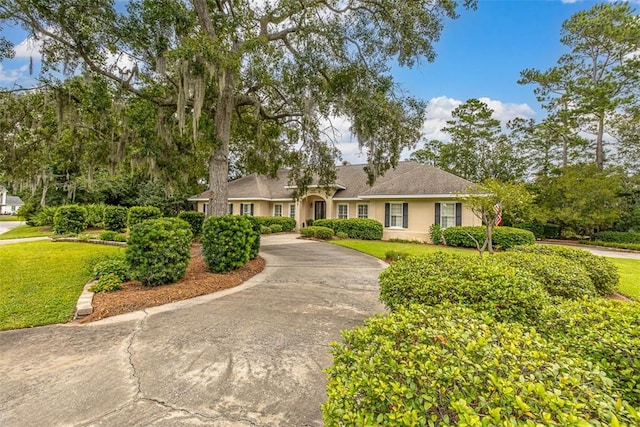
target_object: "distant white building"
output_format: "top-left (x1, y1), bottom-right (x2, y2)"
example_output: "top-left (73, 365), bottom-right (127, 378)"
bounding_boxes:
top-left (0, 185), bottom-right (24, 215)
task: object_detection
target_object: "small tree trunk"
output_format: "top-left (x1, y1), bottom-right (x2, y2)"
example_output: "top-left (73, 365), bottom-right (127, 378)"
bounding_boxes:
top-left (595, 114), bottom-right (605, 171)
top-left (207, 69), bottom-right (234, 217)
top-left (486, 223), bottom-right (494, 254)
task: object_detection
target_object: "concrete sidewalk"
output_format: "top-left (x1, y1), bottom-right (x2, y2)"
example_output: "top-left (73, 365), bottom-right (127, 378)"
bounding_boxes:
top-left (0, 234), bottom-right (387, 426)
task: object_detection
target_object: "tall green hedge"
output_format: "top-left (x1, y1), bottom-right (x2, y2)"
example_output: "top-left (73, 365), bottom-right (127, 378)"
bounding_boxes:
top-left (379, 252), bottom-right (549, 324)
top-left (245, 216), bottom-right (262, 259)
top-left (253, 216), bottom-right (296, 231)
top-left (313, 218), bottom-right (383, 240)
top-left (125, 218), bottom-right (192, 286)
top-left (84, 204), bottom-right (105, 228)
top-left (510, 244), bottom-right (619, 296)
top-left (177, 211), bottom-right (206, 237)
top-left (593, 230), bottom-right (640, 244)
top-left (128, 206), bottom-right (162, 228)
top-left (201, 215), bottom-right (258, 273)
top-left (103, 206), bottom-right (128, 232)
top-left (442, 226), bottom-right (535, 250)
top-left (53, 205), bottom-right (87, 234)
top-left (323, 304), bottom-right (640, 426)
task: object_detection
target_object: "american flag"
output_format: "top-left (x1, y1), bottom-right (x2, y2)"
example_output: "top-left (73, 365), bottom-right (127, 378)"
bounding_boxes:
top-left (494, 203), bottom-right (502, 226)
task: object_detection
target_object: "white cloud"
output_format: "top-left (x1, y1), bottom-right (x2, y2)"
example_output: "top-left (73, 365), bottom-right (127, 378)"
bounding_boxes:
top-left (477, 97), bottom-right (536, 123)
top-left (13, 36), bottom-right (42, 59)
top-left (0, 63), bottom-right (31, 83)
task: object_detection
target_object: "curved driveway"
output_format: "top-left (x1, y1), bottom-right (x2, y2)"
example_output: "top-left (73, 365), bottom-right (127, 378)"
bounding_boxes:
top-left (0, 234), bottom-right (387, 426)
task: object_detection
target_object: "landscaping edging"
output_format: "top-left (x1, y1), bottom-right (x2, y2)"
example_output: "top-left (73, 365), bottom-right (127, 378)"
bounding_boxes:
top-left (50, 237), bottom-right (127, 247)
top-left (75, 280), bottom-right (96, 319)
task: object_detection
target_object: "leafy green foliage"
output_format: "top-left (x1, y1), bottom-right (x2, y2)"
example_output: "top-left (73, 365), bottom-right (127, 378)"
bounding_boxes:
top-left (300, 226), bottom-right (334, 240)
top-left (92, 257), bottom-right (130, 282)
top-left (335, 231), bottom-right (348, 239)
top-left (29, 206), bottom-right (57, 227)
top-left (594, 231), bottom-right (640, 244)
top-left (538, 298), bottom-right (640, 405)
top-left (491, 252), bottom-right (596, 299)
top-left (443, 226), bottom-right (535, 250)
top-left (323, 304), bottom-right (640, 426)
top-left (125, 218), bottom-right (192, 286)
top-left (510, 244), bottom-right (619, 296)
top-left (53, 205), bottom-right (87, 234)
top-left (99, 230), bottom-right (127, 242)
top-left (313, 219), bottom-right (383, 240)
top-left (201, 215), bottom-right (258, 273)
top-left (270, 224), bottom-right (282, 233)
top-left (379, 253), bottom-right (549, 324)
top-left (253, 216), bottom-right (296, 232)
top-left (90, 273), bottom-right (122, 293)
top-left (429, 223), bottom-right (443, 244)
top-left (260, 225), bottom-right (272, 234)
top-left (177, 211), bottom-right (205, 237)
top-left (127, 205), bottom-right (162, 228)
top-left (383, 250), bottom-right (410, 262)
top-left (103, 205), bottom-right (128, 232)
top-left (512, 220), bottom-right (544, 239)
top-left (84, 204), bottom-right (105, 228)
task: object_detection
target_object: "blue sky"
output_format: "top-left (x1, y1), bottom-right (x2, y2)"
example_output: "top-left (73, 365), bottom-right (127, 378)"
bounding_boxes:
top-left (1, 0), bottom-right (637, 162)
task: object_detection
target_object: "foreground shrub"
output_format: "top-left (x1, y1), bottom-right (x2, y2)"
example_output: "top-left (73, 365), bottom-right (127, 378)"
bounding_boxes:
top-left (594, 230), bottom-right (640, 244)
top-left (442, 226), bottom-right (535, 250)
top-left (245, 216), bottom-right (261, 259)
top-left (84, 204), bottom-right (105, 228)
top-left (538, 298), bottom-right (640, 405)
top-left (128, 206), bottom-right (162, 228)
top-left (202, 215), bottom-right (257, 273)
top-left (253, 216), bottom-right (296, 232)
top-left (103, 206), bottom-right (128, 232)
top-left (177, 211), bottom-right (205, 237)
top-left (323, 304), bottom-right (639, 426)
top-left (90, 273), bottom-right (122, 293)
top-left (126, 218), bottom-right (192, 286)
top-left (300, 226), bottom-right (334, 240)
top-left (491, 252), bottom-right (596, 299)
top-left (510, 244), bottom-right (619, 295)
top-left (92, 257), bottom-right (130, 282)
top-left (53, 205), bottom-right (87, 234)
top-left (379, 252), bottom-right (549, 324)
top-left (313, 218), bottom-right (383, 240)
top-left (429, 223), bottom-right (443, 244)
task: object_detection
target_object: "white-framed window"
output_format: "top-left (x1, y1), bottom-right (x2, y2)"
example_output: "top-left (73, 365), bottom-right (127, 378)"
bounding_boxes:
top-left (202, 203), bottom-right (208, 214)
top-left (242, 203), bottom-right (254, 216)
top-left (440, 202), bottom-right (456, 229)
top-left (337, 204), bottom-right (348, 219)
top-left (289, 204), bottom-right (296, 219)
top-left (274, 203), bottom-right (283, 217)
top-left (357, 204), bottom-right (369, 219)
top-left (389, 203), bottom-right (404, 228)
top-left (227, 203), bottom-right (233, 215)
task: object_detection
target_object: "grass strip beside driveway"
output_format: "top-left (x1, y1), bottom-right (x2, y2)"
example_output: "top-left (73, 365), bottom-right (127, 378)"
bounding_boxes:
top-left (331, 240), bottom-right (640, 300)
top-left (0, 241), bottom-right (124, 330)
top-left (0, 225), bottom-right (53, 240)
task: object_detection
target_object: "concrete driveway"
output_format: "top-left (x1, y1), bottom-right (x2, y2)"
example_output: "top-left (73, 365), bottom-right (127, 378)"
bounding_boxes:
top-left (0, 220), bottom-right (23, 234)
top-left (0, 234), bottom-right (387, 426)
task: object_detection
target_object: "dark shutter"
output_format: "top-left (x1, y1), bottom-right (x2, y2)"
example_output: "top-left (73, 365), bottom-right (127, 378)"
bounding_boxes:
top-left (384, 203), bottom-right (390, 227)
top-left (240, 203), bottom-right (244, 215)
top-left (250, 203), bottom-right (254, 216)
top-left (402, 203), bottom-right (409, 228)
top-left (229, 204), bottom-right (233, 215)
top-left (435, 203), bottom-right (441, 225)
top-left (455, 203), bottom-right (462, 226)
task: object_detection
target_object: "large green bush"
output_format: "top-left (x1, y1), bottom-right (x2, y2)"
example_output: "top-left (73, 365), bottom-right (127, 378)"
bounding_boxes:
top-left (128, 206), bottom-right (162, 228)
top-left (126, 218), bottom-right (192, 286)
top-left (594, 230), bottom-right (640, 244)
top-left (103, 206), bottom-right (128, 232)
top-left (442, 226), bottom-right (535, 250)
top-left (201, 215), bottom-right (258, 273)
top-left (491, 252), bottom-right (596, 299)
top-left (245, 216), bottom-right (261, 259)
top-left (30, 206), bottom-right (57, 227)
top-left (323, 304), bottom-right (640, 426)
top-left (177, 211), bottom-right (205, 237)
top-left (53, 205), bottom-right (87, 234)
top-left (379, 252), bottom-right (549, 324)
top-left (313, 218), bottom-right (383, 240)
top-left (510, 244), bottom-right (619, 295)
top-left (300, 225), bottom-right (334, 240)
top-left (253, 216), bottom-right (296, 231)
top-left (84, 204), bottom-right (105, 228)
top-left (538, 298), bottom-right (640, 405)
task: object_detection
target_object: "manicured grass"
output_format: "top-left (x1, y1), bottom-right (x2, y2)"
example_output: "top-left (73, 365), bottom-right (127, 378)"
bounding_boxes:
top-left (0, 241), bottom-right (124, 330)
top-left (0, 225), bottom-right (53, 240)
top-left (0, 215), bottom-right (20, 221)
top-left (331, 239), bottom-right (640, 300)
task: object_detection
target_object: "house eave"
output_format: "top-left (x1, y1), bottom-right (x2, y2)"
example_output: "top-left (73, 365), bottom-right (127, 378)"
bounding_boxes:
top-left (363, 193), bottom-right (471, 199)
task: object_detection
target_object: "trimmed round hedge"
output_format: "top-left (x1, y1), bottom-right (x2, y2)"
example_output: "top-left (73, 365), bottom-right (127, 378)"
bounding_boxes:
top-left (323, 304), bottom-right (639, 426)
top-left (510, 244), bottom-right (619, 296)
top-left (128, 206), bottom-right (162, 228)
top-left (253, 216), bottom-right (296, 232)
top-left (313, 218), bottom-right (383, 240)
top-left (202, 215), bottom-right (258, 273)
top-left (491, 252), bottom-right (596, 299)
top-left (53, 205), bottom-right (87, 234)
top-left (538, 298), bottom-right (640, 406)
top-left (379, 252), bottom-right (549, 324)
top-left (103, 205), bottom-right (128, 232)
top-left (177, 210), bottom-right (205, 237)
top-left (442, 226), bottom-right (535, 250)
top-left (125, 217), bottom-right (192, 286)
top-left (300, 225), bottom-right (334, 240)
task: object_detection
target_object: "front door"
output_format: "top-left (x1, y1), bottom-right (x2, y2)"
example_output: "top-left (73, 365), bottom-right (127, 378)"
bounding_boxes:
top-left (314, 201), bottom-right (326, 220)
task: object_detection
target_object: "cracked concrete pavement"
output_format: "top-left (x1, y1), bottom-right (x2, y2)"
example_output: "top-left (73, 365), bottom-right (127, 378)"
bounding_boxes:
top-left (0, 234), bottom-right (387, 426)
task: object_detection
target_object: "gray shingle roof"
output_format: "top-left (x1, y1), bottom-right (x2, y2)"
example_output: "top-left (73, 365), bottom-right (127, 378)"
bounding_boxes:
top-left (5, 196), bottom-right (24, 205)
top-left (188, 161), bottom-right (474, 201)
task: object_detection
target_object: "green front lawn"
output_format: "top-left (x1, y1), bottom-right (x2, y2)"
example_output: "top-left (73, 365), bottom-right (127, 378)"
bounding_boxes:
top-left (331, 239), bottom-right (640, 299)
top-left (0, 241), bottom-right (124, 330)
top-left (0, 225), bottom-right (53, 240)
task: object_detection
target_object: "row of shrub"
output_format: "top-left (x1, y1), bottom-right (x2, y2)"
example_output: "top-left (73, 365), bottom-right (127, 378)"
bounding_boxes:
top-left (252, 216), bottom-right (296, 232)
top-left (579, 240), bottom-right (640, 251)
top-left (313, 218), bottom-right (383, 240)
top-left (300, 225), bottom-right (335, 240)
top-left (441, 225), bottom-right (536, 250)
top-left (324, 245), bottom-right (636, 425)
top-left (512, 220), bottom-right (561, 239)
top-left (593, 230), bottom-right (640, 244)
